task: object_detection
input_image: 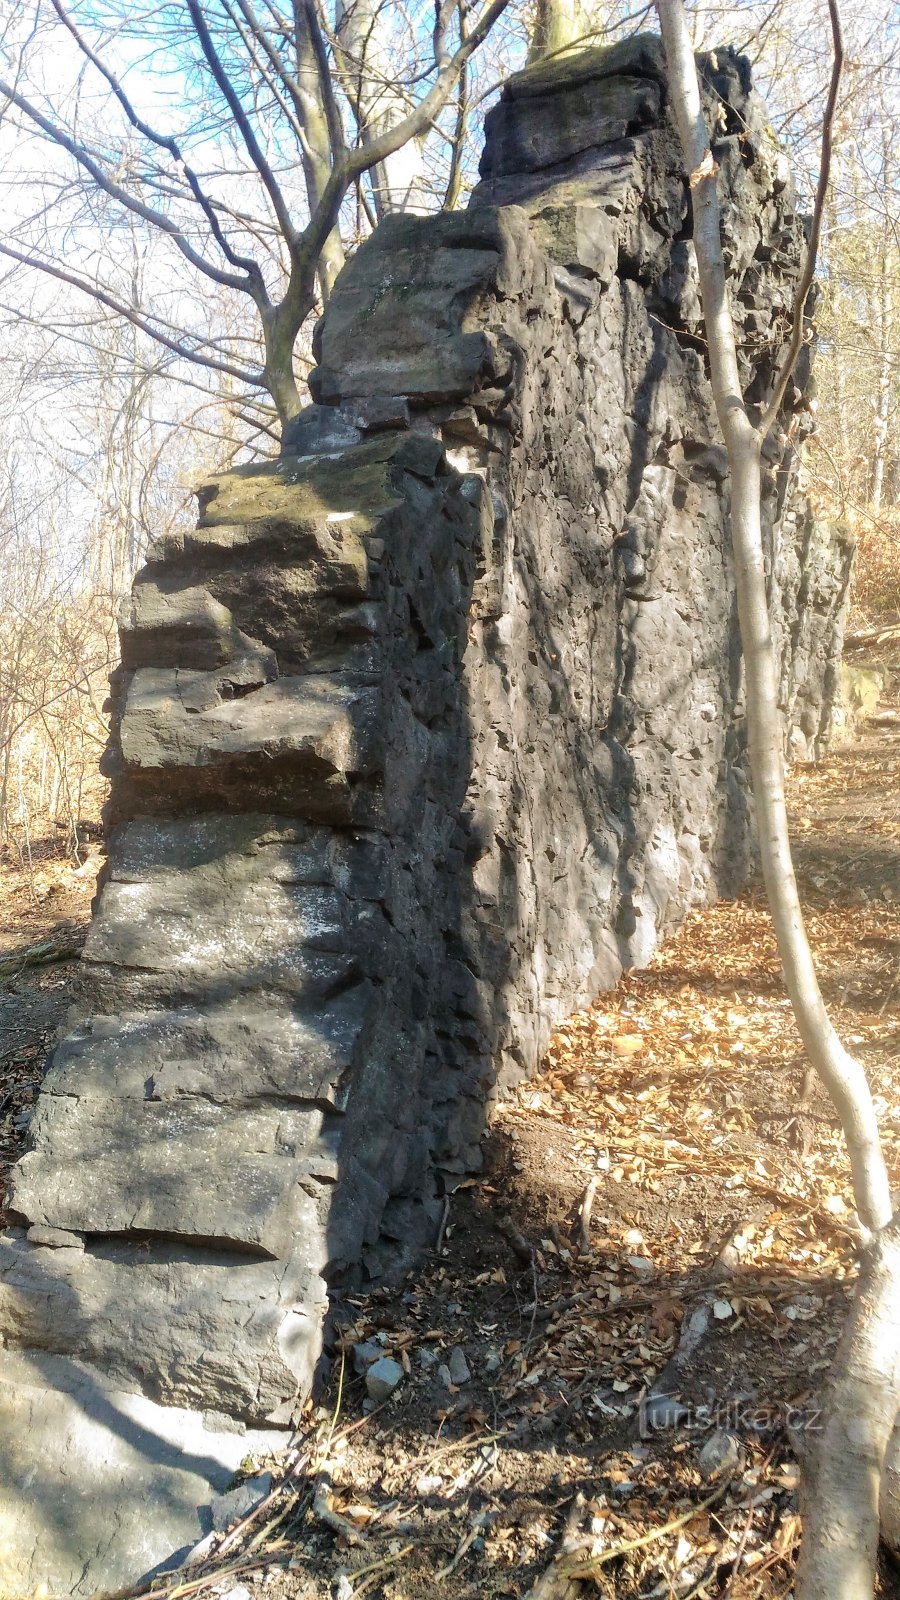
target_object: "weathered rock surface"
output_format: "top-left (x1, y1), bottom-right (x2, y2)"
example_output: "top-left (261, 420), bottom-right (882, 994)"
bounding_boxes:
top-left (0, 35), bottom-right (851, 1593)
top-left (0, 1351), bottom-right (283, 1598)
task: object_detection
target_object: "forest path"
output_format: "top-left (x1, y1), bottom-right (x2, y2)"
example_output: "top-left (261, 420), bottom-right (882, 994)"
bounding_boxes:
top-left (0, 644), bottom-right (897, 1600)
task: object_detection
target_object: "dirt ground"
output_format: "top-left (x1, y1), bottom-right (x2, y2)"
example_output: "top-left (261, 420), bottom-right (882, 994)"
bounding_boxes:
top-left (0, 644), bottom-right (897, 1600)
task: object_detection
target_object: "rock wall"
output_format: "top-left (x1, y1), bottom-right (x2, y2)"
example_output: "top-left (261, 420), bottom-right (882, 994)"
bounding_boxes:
top-left (0, 36), bottom-right (851, 1595)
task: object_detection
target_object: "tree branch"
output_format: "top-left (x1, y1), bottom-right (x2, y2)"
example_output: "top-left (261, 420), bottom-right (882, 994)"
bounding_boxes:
top-left (758, 0), bottom-right (844, 435)
top-left (0, 77), bottom-right (257, 297)
top-left (185, 0), bottom-right (299, 244)
top-left (443, 1), bottom-right (469, 210)
top-left (46, 0), bottom-right (266, 292)
top-left (302, 0), bottom-right (347, 158)
top-left (225, 0), bottom-right (309, 146)
top-left (343, 0), bottom-right (511, 178)
top-left (0, 241), bottom-right (263, 388)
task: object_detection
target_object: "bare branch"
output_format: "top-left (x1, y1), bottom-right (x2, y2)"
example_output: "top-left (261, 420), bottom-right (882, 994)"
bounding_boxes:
top-left (443, 2), bottom-right (469, 210)
top-left (185, 0), bottom-right (299, 244)
top-left (343, 0), bottom-right (511, 178)
top-left (300, 0), bottom-right (347, 159)
top-left (0, 77), bottom-right (258, 297)
top-left (46, 0), bottom-right (266, 292)
top-left (759, 0), bottom-right (844, 434)
top-left (0, 240), bottom-right (263, 388)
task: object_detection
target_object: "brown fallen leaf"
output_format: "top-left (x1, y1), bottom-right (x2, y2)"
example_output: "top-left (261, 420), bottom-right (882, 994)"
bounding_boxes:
top-left (611, 1034), bottom-right (644, 1057)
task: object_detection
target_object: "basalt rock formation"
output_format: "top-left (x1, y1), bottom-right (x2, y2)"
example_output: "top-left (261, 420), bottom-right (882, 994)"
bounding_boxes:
top-left (0, 35), bottom-right (852, 1595)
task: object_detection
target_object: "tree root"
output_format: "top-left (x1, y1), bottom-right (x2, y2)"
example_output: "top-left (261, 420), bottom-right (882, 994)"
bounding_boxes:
top-left (523, 1494), bottom-right (588, 1600)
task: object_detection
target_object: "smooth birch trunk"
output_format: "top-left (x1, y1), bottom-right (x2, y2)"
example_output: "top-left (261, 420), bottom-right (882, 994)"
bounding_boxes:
top-left (870, 271), bottom-right (893, 515)
top-left (655, 4), bottom-right (898, 1594)
top-left (655, 0), bottom-right (891, 1239)
top-left (794, 1220), bottom-right (900, 1597)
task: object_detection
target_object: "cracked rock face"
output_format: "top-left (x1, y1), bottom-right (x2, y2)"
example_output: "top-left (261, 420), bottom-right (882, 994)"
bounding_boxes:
top-left (0, 36), bottom-right (850, 1596)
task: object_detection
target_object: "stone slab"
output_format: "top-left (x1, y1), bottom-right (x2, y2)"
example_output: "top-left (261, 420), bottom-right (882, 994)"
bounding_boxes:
top-left (0, 1349), bottom-right (286, 1597)
top-left (46, 990), bottom-right (369, 1109)
top-left (10, 1097), bottom-right (319, 1257)
top-left (119, 671), bottom-right (381, 777)
top-left (0, 1230), bottom-right (327, 1416)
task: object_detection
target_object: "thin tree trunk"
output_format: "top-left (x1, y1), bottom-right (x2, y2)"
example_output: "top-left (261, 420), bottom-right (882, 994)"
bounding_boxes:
top-left (870, 263), bottom-right (893, 515)
top-left (795, 1219), bottom-right (900, 1597)
top-left (656, 0), bottom-right (891, 1237)
top-left (526, 0), bottom-right (583, 63)
top-left (293, 1), bottom-right (345, 300)
top-left (656, 4), bottom-right (897, 1594)
top-left (335, 0), bottom-right (428, 217)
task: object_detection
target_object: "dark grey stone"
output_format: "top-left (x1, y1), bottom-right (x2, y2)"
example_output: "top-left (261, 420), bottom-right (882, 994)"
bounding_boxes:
top-left (447, 1347), bottom-right (471, 1385)
top-left (210, 1473), bottom-right (273, 1532)
top-left (340, 395), bottom-right (411, 433)
top-left (365, 1356), bottom-right (404, 1402)
top-left (352, 1339), bottom-right (383, 1374)
top-left (699, 1430), bottom-right (743, 1481)
top-left (280, 404), bottom-right (362, 457)
top-left (0, 34), bottom-right (851, 1595)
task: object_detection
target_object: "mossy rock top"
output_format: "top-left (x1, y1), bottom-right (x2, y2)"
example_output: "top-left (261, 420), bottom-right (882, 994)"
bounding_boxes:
top-left (195, 433), bottom-right (415, 532)
top-left (501, 32), bottom-right (666, 101)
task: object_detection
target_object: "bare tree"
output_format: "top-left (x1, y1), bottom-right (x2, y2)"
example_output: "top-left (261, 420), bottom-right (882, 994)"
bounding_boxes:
top-left (0, 0), bottom-right (512, 430)
top-left (656, 2), bottom-right (898, 1594)
top-left (0, 233), bottom-right (265, 857)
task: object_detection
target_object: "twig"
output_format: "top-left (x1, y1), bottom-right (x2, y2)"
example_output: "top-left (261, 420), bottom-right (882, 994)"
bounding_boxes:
top-left (245, 1486), bottom-right (307, 1555)
top-left (435, 1193), bottom-right (451, 1253)
top-left (561, 1477), bottom-right (734, 1577)
top-left (743, 1523), bottom-right (802, 1591)
top-left (342, 1544), bottom-right (414, 1595)
top-left (679, 1563), bottom-right (718, 1600)
top-left (325, 1347), bottom-right (346, 1452)
top-left (758, 0), bottom-right (843, 434)
top-left (436, 1524), bottom-right (482, 1580)
top-left (531, 1288), bottom-right (593, 1322)
top-left (577, 1176), bottom-right (598, 1255)
top-left (382, 1426), bottom-right (509, 1493)
top-left (216, 1449), bottom-right (308, 1558)
top-left (720, 1493), bottom-right (758, 1597)
top-left (419, 1428), bottom-right (508, 1471)
top-left (497, 1213), bottom-right (534, 1264)
top-left (126, 1544), bottom-right (291, 1600)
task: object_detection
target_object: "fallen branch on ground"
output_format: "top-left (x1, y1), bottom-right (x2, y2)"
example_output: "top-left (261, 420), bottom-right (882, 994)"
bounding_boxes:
top-left (0, 936), bottom-right (82, 977)
top-left (523, 1493), bottom-right (589, 1600)
top-left (560, 1477), bottom-right (734, 1578)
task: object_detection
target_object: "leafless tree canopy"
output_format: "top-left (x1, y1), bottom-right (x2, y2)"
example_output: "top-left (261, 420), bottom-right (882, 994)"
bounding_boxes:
top-left (0, 0), bottom-right (896, 860)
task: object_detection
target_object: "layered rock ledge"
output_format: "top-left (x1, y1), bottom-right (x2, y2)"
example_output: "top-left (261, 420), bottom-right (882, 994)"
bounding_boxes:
top-left (0, 36), bottom-right (852, 1595)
